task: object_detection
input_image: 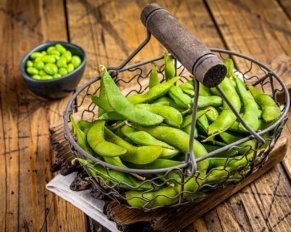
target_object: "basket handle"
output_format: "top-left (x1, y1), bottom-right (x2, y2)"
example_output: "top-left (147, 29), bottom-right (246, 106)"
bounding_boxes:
top-left (141, 3), bottom-right (226, 87)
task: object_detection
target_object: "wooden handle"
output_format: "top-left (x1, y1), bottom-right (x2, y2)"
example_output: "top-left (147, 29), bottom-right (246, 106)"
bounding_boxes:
top-left (141, 3), bottom-right (226, 87)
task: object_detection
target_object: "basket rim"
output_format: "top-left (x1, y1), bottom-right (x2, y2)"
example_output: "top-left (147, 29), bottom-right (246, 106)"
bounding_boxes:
top-left (63, 48), bottom-right (290, 175)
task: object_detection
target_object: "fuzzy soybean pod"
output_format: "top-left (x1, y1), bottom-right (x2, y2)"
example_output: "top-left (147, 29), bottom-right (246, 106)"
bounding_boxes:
top-left (208, 76), bottom-right (242, 136)
top-left (225, 60), bottom-right (260, 131)
top-left (168, 85), bottom-right (192, 109)
top-left (78, 159), bottom-right (153, 191)
top-left (104, 127), bottom-right (162, 165)
top-left (149, 64), bottom-right (160, 88)
top-left (127, 77), bottom-right (179, 104)
top-left (87, 121), bottom-right (127, 157)
top-left (179, 80), bottom-right (211, 96)
top-left (70, 115), bottom-right (93, 154)
top-left (120, 125), bottom-right (179, 159)
top-left (136, 104), bottom-right (183, 127)
top-left (247, 85), bottom-right (281, 123)
top-left (134, 125), bottom-right (209, 171)
top-left (182, 107), bottom-right (218, 129)
top-left (164, 53), bottom-right (175, 80)
top-left (197, 96), bottom-right (222, 108)
top-left (128, 159), bottom-right (182, 170)
top-left (219, 131), bottom-right (256, 155)
top-left (154, 96), bottom-right (181, 109)
top-left (100, 66), bottom-right (163, 126)
top-left (196, 114), bottom-right (209, 135)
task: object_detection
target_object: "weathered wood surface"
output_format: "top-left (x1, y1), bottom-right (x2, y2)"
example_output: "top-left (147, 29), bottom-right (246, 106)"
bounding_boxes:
top-left (0, 0), bottom-right (291, 231)
top-left (0, 0), bottom-right (86, 231)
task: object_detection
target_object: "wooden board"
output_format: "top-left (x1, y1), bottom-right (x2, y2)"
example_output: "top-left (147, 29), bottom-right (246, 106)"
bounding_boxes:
top-left (0, 0), bottom-right (86, 231)
top-left (105, 137), bottom-right (288, 231)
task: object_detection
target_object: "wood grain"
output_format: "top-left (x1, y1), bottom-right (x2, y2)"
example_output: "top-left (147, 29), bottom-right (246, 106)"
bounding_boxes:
top-left (0, 0), bottom-right (86, 231)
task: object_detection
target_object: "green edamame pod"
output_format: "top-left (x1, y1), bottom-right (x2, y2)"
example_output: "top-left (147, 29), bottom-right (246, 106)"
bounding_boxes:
top-left (120, 125), bottom-right (179, 159)
top-left (208, 76), bottom-right (241, 136)
top-left (70, 115), bottom-right (93, 153)
top-left (128, 159), bottom-right (181, 169)
top-left (100, 66), bottom-right (163, 126)
top-left (87, 121), bottom-right (127, 157)
top-left (181, 107), bottom-right (214, 128)
top-left (104, 127), bottom-right (162, 165)
top-left (164, 53), bottom-right (175, 80)
top-left (77, 120), bottom-right (92, 133)
top-left (196, 114), bottom-right (209, 135)
top-left (154, 96), bottom-right (181, 109)
top-left (168, 85), bottom-right (192, 108)
top-left (149, 64), bottom-right (160, 88)
top-left (120, 125), bottom-right (173, 149)
top-left (219, 131), bottom-right (256, 154)
top-left (98, 111), bottom-right (125, 121)
top-left (179, 80), bottom-right (211, 96)
top-left (134, 125), bottom-right (209, 170)
top-left (225, 59), bottom-right (260, 131)
top-left (183, 125), bottom-right (198, 138)
top-left (127, 77), bottom-right (179, 104)
top-left (126, 185), bottom-right (178, 208)
top-left (78, 159), bottom-right (153, 190)
top-left (247, 85), bottom-right (281, 123)
top-left (197, 96), bottom-right (222, 108)
top-left (136, 104), bottom-right (183, 127)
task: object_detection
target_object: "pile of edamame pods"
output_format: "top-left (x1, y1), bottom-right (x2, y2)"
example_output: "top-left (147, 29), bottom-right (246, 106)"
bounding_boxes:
top-left (70, 55), bottom-right (281, 209)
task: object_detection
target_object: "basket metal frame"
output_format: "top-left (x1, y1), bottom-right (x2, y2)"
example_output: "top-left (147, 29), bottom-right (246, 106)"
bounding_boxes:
top-left (63, 30), bottom-right (289, 210)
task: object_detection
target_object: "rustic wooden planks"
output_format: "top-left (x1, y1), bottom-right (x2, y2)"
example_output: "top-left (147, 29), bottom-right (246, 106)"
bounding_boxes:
top-left (0, 0), bottom-right (86, 231)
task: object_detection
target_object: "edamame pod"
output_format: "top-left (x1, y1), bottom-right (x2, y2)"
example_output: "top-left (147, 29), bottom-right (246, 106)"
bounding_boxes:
top-left (247, 85), bottom-right (281, 123)
top-left (149, 64), bottom-right (160, 88)
top-left (208, 76), bottom-right (241, 136)
top-left (127, 77), bottom-right (179, 104)
top-left (70, 115), bottom-right (93, 153)
top-left (87, 121), bottom-right (127, 157)
top-left (104, 127), bottom-right (162, 164)
top-left (120, 125), bottom-right (179, 159)
top-left (100, 66), bottom-right (163, 126)
top-left (136, 104), bottom-right (183, 127)
top-left (134, 125), bottom-right (209, 170)
top-left (164, 53), bottom-right (175, 80)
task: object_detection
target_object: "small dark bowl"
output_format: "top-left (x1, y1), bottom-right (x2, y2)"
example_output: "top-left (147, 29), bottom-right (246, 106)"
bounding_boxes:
top-left (20, 41), bottom-right (86, 99)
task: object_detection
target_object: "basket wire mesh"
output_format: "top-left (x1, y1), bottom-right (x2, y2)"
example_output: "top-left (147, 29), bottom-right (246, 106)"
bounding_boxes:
top-left (63, 31), bottom-right (289, 211)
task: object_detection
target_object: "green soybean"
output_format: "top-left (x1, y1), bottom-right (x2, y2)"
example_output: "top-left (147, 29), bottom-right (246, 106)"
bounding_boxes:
top-left (104, 127), bottom-right (162, 165)
top-left (87, 121), bottom-right (127, 157)
top-left (100, 66), bottom-right (163, 126)
top-left (149, 64), bottom-right (160, 88)
top-left (169, 85), bottom-right (192, 108)
top-left (136, 104), bottom-right (183, 127)
top-left (59, 68), bottom-right (68, 76)
top-left (67, 63), bottom-right (74, 73)
top-left (55, 44), bottom-right (67, 54)
top-left (247, 85), bottom-right (281, 123)
top-left (127, 77), bottom-right (179, 104)
top-left (44, 63), bottom-right (58, 75)
top-left (26, 60), bottom-right (33, 67)
top-left (27, 67), bottom-right (38, 75)
top-left (57, 57), bottom-right (67, 68)
top-left (134, 125), bottom-right (209, 170)
top-left (30, 52), bottom-right (43, 59)
top-left (71, 55), bottom-right (82, 68)
top-left (164, 54), bottom-right (175, 80)
top-left (34, 61), bottom-right (44, 70)
top-left (41, 55), bottom-right (56, 63)
top-left (208, 76), bottom-right (241, 136)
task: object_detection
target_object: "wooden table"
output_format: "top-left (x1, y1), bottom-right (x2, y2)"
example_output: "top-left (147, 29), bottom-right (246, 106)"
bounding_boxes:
top-left (0, 0), bottom-right (290, 231)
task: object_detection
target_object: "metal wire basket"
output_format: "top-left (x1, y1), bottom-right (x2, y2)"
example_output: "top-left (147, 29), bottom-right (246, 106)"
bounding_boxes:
top-left (63, 5), bottom-right (289, 211)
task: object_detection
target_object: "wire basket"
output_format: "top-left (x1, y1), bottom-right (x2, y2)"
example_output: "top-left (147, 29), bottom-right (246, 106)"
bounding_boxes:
top-left (63, 5), bottom-right (289, 211)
